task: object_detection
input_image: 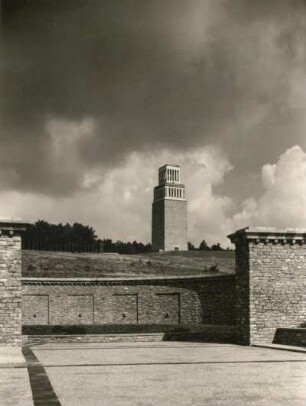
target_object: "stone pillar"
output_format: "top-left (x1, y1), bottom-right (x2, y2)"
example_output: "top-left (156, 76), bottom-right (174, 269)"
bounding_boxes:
top-left (0, 221), bottom-right (27, 345)
top-left (228, 227), bottom-right (306, 345)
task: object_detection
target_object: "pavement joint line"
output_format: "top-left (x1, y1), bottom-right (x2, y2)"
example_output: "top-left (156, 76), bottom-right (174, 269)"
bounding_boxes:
top-left (32, 344), bottom-right (234, 351)
top-left (0, 363), bottom-right (28, 369)
top-left (41, 359), bottom-right (306, 368)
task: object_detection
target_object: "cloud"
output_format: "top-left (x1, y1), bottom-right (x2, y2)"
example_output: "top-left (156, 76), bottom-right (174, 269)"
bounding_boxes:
top-left (233, 145), bottom-right (306, 229)
top-left (1, 2), bottom-right (306, 247)
top-left (262, 163), bottom-right (276, 189)
top-left (1, 0), bottom-right (306, 198)
top-left (0, 145), bottom-right (233, 244)
top-left (46, 118), bottom-right (100, 191)
top-left (1, 144), bottom-right (305, 247)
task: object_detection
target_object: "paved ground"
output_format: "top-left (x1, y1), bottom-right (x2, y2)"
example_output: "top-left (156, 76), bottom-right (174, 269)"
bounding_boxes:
top-left (1, 342), bottom-right (306, 406)
top-left (27, 342), bottom-right (306, 406)
top-left (0, 347), bottom-right (33, 406)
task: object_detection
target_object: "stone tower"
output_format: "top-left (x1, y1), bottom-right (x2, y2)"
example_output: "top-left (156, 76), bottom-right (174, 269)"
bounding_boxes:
top-left (152, 164), bottom-right (188, 251)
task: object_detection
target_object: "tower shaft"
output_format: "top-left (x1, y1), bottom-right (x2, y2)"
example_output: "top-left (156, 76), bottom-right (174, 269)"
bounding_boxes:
top-left (152, 164), bottom-right (187, 251)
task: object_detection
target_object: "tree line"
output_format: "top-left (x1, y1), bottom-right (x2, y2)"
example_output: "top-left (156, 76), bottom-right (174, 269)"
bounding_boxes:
top-left (23, 220), bottom-right (229, 254)
top-left (23, 220), bottom-right (152, 254)
top-left (188, 240), bottom-right (229, 251)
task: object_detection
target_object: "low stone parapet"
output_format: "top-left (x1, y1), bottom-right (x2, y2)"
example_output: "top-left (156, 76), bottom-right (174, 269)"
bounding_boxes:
top-left (22, 324), bottom-right (236, 345)
top-left (273, 328), bottom-right (306, 347)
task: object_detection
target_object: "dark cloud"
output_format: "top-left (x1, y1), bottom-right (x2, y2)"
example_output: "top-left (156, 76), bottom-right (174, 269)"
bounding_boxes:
top-left (1, 0), bottom-right (306, 197)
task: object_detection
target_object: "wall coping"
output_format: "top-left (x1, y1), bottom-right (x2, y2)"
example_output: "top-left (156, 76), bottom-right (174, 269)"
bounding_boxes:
top-left (22, 273), bottom-right (234, 286)
top-left (228, 226), bottom-right (306, 244)
top-left (0, 220), bottom-right (29, 235)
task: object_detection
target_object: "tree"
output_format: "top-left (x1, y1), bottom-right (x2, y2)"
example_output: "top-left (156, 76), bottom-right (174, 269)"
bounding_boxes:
top-left (188, 242), bottom-right (195, 251)
top-left (198, 240), bottom-right (210, 251)
top-left (211, 243), bottom-right (223, 251)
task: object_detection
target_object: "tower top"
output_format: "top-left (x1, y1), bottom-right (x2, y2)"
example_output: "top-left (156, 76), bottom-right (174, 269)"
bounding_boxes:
top-left (158, 164), bottom-right (181, 185)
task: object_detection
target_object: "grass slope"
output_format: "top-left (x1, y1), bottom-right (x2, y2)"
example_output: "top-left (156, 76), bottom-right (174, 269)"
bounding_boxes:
top-left (22, 250), bottom-right (235, 278)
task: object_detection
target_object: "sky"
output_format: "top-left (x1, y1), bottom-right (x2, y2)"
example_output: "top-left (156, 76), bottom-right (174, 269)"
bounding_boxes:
top-left (1, 0), bottom-right (306, 247)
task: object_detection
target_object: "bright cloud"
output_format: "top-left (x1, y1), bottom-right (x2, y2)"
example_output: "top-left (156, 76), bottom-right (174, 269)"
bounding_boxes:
top-left (0, 146), bottom-right (233, 245)
top-left (233, 145), bottom-right (306, 229)
top-left (0, 144), bottom-right (305, 248)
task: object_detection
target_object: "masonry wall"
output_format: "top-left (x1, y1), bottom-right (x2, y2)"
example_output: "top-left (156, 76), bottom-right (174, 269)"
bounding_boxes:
top-left (198, 276), bottom-right (236, 325)
top-left (229, 228), bottom-right (306, 345)
top-left (233, 237), bottom-right (250, 345)
top-left (22, 275), bottom-right (236, 330)
top-left (249, 241), bottom-right (306, 344)
top-left (3, 223), bottom-right (306, 346)
top-left (0, 235), bottom-right (22, 345)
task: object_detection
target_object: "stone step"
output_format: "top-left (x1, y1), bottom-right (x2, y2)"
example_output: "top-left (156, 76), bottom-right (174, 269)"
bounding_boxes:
top-left (24, 333), bottom-right (166, 345)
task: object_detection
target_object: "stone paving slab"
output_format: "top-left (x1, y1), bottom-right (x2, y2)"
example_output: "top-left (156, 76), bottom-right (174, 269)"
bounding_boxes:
top-left (0, 346), bottom-right (33, 406)
top-left (0, 346), bottom-right (27, 366)
top-left (0, 368), bottom-right (33, 406)
top-left (32, 342), bottom-right (306, 406)
top-left (33, 342), bottom-right (306, 366)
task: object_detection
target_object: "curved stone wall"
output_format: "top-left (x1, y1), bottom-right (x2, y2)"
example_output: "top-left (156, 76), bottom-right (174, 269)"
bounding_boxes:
top-left (21, 275), bottom-right (236, 332)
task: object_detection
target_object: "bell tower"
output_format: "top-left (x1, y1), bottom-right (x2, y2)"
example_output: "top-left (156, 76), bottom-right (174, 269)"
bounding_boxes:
top-left (152, 164), bottom-right (188, 251)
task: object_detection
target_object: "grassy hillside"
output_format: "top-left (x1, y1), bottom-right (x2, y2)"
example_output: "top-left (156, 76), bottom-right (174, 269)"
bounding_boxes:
top-left (22, 250), bottom-right (235, 278)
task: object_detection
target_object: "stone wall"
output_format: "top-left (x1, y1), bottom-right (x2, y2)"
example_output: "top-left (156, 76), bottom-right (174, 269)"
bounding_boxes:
top-left (3, 221), bottom-right (305, 347)
top-left (22, 275), bottom-right (236, 331)
top-left (198, 276), bottom-right (236, 325)
top-left (229, 227), bottom-right (306, 345)
top-left (230, 232), bottom-right (250, 345)
top-left (25, 325), bottom-right (236, 345)
top-left (0, 222), bottom-right (27, 345)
